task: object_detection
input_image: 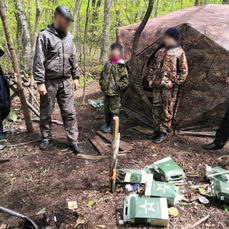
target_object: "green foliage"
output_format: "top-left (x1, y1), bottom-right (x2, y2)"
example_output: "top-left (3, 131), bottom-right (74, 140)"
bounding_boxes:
top-left (87, 200), bottom-right (95, 207)
top-left (0, 0), bottom-right (224, 73)
top-left (9, 111), bottom-right (17, 122)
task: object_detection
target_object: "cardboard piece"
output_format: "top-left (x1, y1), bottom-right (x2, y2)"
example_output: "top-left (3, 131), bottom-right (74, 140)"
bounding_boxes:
top-left (153, 157), bottom-right (186, 183)
top-left (116, 169), bottom-right (153, 184)
top-left (145, 181), bottom-right (176, 206)
top-left (123, 196), bottom-right (168, 226)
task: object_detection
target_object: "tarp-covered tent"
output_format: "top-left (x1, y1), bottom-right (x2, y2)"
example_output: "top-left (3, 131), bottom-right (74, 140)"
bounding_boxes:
top-left (117, 4), bottom-right (229, 130)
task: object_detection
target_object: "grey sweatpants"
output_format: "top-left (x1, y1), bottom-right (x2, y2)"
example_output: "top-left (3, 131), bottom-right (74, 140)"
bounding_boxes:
top-left (40, 78), bottom-right (78, 145)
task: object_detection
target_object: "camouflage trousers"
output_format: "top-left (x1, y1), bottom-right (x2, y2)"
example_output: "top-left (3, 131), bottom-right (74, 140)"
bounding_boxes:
top-left (152, 87), bottom-right (178, 135)
top-left (104, 95), bottom-right (121, 116)
top-left (40, 78), bottom-right (78, 145)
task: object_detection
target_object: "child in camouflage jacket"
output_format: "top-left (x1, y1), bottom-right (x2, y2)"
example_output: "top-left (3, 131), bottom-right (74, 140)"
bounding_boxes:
top-left (99, 43), bottom-right (129, 133)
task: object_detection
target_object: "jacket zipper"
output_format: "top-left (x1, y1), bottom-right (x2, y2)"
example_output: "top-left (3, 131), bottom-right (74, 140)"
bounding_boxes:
top-left (107, 64), bottom-right (113, 95)
top-left (62, 41), bottom-right (65, 77)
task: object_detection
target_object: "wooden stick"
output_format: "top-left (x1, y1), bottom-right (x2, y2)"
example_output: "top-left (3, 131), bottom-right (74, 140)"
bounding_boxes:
top-left (178, 131), bottom-right (216, 137)
top-left (110, 116), bottom-right (120, 192)
top-left (6, 139), bottom-right (40, 147)
top-left (32, 118), bottom-right (63, 126)
top-left (27, 87), bottom-right (40, 107)
top-left (0, 158), bottom-right (10, 163)
top-left (77, 153), bottom-right (126, 160)
top-left (183, 215), bottom-right (210, 229)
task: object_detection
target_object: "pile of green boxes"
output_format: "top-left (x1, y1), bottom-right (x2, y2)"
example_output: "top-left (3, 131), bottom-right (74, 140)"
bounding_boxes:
top-left (119, 157), bottom-right (186, 226)
top-left (206, 166), bottom-right (229, 203)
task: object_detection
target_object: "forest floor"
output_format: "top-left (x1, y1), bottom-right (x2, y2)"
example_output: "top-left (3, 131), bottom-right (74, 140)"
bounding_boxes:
top-left (0, 77), bottom-right (229, 229)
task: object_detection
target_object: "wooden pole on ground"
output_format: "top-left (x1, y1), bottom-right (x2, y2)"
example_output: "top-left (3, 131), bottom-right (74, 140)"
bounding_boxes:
top-left (110, 116), bottom-right (120, 192)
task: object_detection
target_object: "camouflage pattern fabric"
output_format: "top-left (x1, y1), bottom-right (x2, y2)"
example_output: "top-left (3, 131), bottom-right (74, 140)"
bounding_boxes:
top-left (40, 78), bottom-right (78, 145)
top-left (104, 95), bottom-right (121, 116)
top-left (152, 87), bottom-right (179, 134)
top-left (33, 24), bottom-right (79, 84)
top-left (148, 46), bottom-right (188, 87)
top-left (99, 59), bottom-right (129, 96)
top-left (149, 46), bottom-right (188, 135)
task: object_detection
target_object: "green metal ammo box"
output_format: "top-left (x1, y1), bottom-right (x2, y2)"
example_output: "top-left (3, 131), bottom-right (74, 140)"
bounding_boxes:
top-left (123, 196), bottom-right (169, 226)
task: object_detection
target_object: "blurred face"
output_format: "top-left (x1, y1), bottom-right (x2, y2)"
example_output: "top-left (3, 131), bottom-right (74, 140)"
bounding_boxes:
top-left (54, 14), bottom-right (70, 32)
top-left (110, 48), bottom-right (121, 59)
top-left (164, 35), bottom-right (177, 47)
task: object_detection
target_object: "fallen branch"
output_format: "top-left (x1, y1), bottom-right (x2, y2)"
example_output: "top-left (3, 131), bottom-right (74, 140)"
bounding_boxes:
top-left (0, 206), bottom-right (38, 229)
top-left (183, 214), bottom-right (210, 229)
top-left (178, 131), bottom-right (216, 137)
top-left (27, 87), bottom-right (40, 107)
top-left (77, 153), bottom-right (126, 160)
top-left (190, 184), bottom-right (209, 190)
top-left (32, 117), bottom-right (63, 126)
top-left (0, 158), bottom-right (10, 163)
top-left (6, 139), bottom-right (40, 147)
top-left (26, 180), bottom-right (35, 203)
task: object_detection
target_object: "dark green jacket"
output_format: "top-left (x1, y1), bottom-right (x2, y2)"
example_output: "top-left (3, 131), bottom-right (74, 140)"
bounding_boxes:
top-left (99, 59), bottom-right (129, 96)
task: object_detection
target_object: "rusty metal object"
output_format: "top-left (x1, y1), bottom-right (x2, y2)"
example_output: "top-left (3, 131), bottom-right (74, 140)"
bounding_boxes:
top-left (117, 5), bottom-right (229, 130)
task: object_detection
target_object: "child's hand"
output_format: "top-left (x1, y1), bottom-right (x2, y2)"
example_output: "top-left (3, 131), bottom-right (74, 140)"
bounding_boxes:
top-left (149, 81), bottom-right (153, 88)
top-left (165, 81), bottom-right (173, 89)
top-left (226, 77), bottom-right (229, 87)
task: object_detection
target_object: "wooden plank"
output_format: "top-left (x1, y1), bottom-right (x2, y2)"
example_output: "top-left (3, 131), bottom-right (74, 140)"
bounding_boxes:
top-left (132, 125), bottom-right (153, 135)
top-left (178, 131), bottom-right (216, 137)
top-left (96, 131), bottom-right (133, 152)
top-left (89, 136), bottom-right (110, 155)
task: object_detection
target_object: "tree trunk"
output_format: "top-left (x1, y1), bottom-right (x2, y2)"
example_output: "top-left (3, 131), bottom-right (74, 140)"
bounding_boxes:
top-left (129, 0), bottom-right (154, 81)
top-left (190, 0), bottom-right (193, 7)
top-left (0, 0), bottom-right (34, 133)
top-left (154, 0), bottom-right (159, 17)
top-left (71, 0), bottom-right (80, 36)
top-left (100, 0), bottom-right (112, 63)
top-left (195, 0), bottom-right (199, 6)
top-left (29, 0), bottom-right (41, 113)
top-left (223, 0), bottom-right (229, 4)
top-left (181, 0), bottom-right (184, 9)
top-left (14, 0), bottom-right (32, 74)
top-left (116, 0), bottom-right (122, 27)
top-left (171, 0), bottom-right (175, 12)
top-left (82, 0), bottom-right (90, 103)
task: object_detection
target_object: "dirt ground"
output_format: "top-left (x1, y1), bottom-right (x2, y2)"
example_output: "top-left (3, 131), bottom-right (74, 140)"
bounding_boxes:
top-left (0, 78), bottom-right (229, 229)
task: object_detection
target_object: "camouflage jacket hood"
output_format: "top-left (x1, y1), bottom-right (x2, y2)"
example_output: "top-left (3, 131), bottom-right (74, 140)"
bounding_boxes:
top-left (148, 46), bottom-right (188, 87)
top-left (99, 59), bottom-right (129, 96)
top-left (33, 24), bottom-right (79, 84)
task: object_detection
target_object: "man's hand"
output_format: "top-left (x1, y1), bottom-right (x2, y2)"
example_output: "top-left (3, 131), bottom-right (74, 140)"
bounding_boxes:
top-left (226, 77), bottom-right (229, 87)
top-left (165, 81), bottom-right (173, 89)
top-left (149, 80), bottom-right (153, 88)
top-left (38, 84), bottom-right (47, 95)
top-left (73, 79), bottom-right (79, 91)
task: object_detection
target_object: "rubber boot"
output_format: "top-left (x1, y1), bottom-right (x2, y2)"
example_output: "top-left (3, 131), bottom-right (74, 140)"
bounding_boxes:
top-left (104, 115), bottom-right (116, 133)
top-left (101, 114), bottom-right (111, 132)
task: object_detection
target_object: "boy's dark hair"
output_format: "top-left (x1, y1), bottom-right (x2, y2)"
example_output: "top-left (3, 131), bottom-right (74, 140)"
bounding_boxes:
top-left (110, 43), bottom-right (122, 52)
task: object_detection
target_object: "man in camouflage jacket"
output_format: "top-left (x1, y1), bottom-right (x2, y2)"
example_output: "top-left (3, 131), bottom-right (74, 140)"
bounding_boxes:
top-left (33, 5), bottom-right (83, 154)
top-left (148, 28), bottom-right (188, 144)
top-left (100, 43), bottom-right (129, 133)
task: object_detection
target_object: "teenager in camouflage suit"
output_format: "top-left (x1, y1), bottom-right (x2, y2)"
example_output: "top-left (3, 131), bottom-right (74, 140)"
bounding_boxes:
top-left (148, 28), bottom-right (188, 144)
top-left (100, 43), bottom-right (129, 133)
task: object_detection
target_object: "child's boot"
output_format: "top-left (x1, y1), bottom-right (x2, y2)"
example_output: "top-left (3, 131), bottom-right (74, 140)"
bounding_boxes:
top-left (101, 114), bottom-right (111, 132)
top-left (103, 115), bottom-right (114, 133)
